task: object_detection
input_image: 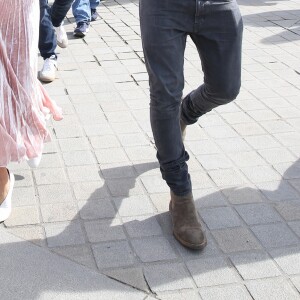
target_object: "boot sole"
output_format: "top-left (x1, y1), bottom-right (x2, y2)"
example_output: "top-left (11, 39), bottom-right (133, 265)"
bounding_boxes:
top-left (173, 231), bottom-right (207, 250)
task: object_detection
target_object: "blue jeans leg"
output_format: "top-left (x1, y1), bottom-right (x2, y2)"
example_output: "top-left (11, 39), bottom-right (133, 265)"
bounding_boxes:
top-left (72, 0), bottom-right (100, 23)
top-left (39, 0), bottom-right (56, 59)
top-left (51, 0), bottom-right (74, 27)
top-left (140, 0), bottom-right (243, 196)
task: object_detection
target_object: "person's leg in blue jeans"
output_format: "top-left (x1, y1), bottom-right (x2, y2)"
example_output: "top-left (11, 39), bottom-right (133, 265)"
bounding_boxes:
top-left (51, 0), bottom-right (74, 27)
top-left (72, 0), bottom-right (100, 37)
top-left (140, 0), bottom-right (243, 249)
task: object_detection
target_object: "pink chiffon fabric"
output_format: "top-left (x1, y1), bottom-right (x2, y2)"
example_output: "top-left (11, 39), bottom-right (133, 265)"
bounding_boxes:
top-left (0, 0), bottom-right (63, 167)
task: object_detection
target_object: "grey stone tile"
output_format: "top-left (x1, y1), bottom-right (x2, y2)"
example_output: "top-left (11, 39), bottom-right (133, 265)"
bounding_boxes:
top-left (34, 168), bottom-right (67, 185)
top-left (274, 132), bottom-right (300, 146)
top-left (258, 148), bottom-right (296, 164)
top-left (131, 237), bottom-right (177, 262)
top-left (186, 257), bottom-right (240, 287)
top-left (158, 291), bottom-right (201, 300)
top-left (274, 161), bottom-right (300, 179)
top-left (141, 175), bottom-right (170, 193)
top-left (51, 245), bottom-right (97, 270)
top-left (199, 284), bottom-right (253, 300)
top-left (143, 263), bottom-right (194, 292)
top-left (208, 169), bottom-right (248, 187)
top-left (244, 135), bottom-right (281, 150)
top-left (45, 221), bottom-right (85, 247)
top-left (196, 153), bottom-right (233, 170)
top-left (199, 207), bottom-right (242, 230)
top-left (41, 203), bottom-right (78, 223)
top-left (4, 206), bottom-right (40, 227)
top-left (72, 181), bottom-right (109, 201)
top-left (289, 221), bottom-right (300, 238)
top-left (251, 223), bottom-right (299, 248)
top-left (124, 145), bottom-right (156, 161)
top-left (230, 251), bottom-right (281, 279)
top-left (113, 195), bottom-right (154, 217)
top-left (92, 241), bottom-right (135, 269)
top-left (122, 215), bottom-right (163, 238)
top-left (78, 198), bottom-right (116, 219)
top-left (269, 246), bottom-right (300, 275)
top-left (38, 153), bottom-right (63, 168)
top-left (95, 148), bottom-right (129, 164)
top-left (215, 137), bottom-right (252, 152)
top-left (58, 137), bottom-right (91, 152)
top-left (54, 125), bottom-right (84, 139)
top-left (101, 162), bottom-right (136, 179)
top-left (67, 165), bottom-right (101, 182)
top-left (83, 123), bottom-right (114, 136)
top-left (212, 228), bottom-right (262, 253)
top-left (84, 219), bottom-right (126, 243)
top-left (12, 187), bottom-right (37, 207)
top-left (227, 151), bottom-right (267, 167)
top-left (246, 277), bottom-right (300, 300)
top-left (232, 122), bottom-right (266, 136)
top-left (62, 150), bottom-right (97, 166)
top-left (194, 188), bottom-right (228, 208)
top-left (90, 135), bottom-right (120, 149)
top-left (291, 276), bottom-right (300, 294)
top-left (38, 184), bottom-right (74, 203)
top-left (241, 165), bottom-right (282, 183)
top-left (222, 186), bottom-right (266, 205)
top-left (187, 139), bottom-right (220, 155)
top-left (106, 178), bottom-right (145, 197)
top-left (235, 203), bottom-right (282, 225)
top-left (257, 180), bottom-right (300, 202)
top-left (14, 170), bottom-right (34, 187)
top-left (275, 200), bottom-right (300, 221)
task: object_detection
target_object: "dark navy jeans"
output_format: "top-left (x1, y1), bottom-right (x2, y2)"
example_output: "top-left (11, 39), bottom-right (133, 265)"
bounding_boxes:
top-left (39, 0), bottom-right (73, 59)
top-left (140, 0), bottom-right (243, 196)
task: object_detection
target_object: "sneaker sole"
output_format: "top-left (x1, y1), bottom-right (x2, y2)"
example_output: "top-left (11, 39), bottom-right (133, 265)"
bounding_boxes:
top-left (57, 40), bottom-right (68, 48)
top-left (73, 28), bottom-right (89, 38)
top-left (38, 73), bottom-right (56, 83)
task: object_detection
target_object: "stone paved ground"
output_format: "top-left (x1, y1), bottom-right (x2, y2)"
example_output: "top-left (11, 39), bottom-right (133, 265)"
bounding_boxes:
top-left (3, 0), bottom-right (300, 299)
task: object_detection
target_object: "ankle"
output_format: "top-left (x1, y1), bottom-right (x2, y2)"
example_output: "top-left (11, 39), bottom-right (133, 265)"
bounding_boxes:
top-left (0, 168), bottom-right (9, 205)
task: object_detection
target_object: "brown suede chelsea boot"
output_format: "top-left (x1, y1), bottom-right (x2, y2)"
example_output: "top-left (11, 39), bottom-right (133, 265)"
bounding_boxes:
top-left (170, 191), bottom-right (207, 250)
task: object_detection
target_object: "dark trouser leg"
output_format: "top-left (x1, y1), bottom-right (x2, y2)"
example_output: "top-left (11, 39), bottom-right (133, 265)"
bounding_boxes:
top-left (39, 0), bottom-right (56, 59)
top-left (50, 0), bottom-right (74, 27)
top-left (181, 0), bottom-right (243, 125)
top-left (140, 0), bottom-right (191, 196)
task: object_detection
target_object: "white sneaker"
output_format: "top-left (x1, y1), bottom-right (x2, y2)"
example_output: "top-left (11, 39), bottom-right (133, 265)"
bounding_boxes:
top-left (39, 55), bottom-right (58, 82)
top-left (27, 154), bottom-right (42, 168)
top-left (55, 22), bottom-right (68, 48)
top-left (0, 170), bottom-right (14, 223)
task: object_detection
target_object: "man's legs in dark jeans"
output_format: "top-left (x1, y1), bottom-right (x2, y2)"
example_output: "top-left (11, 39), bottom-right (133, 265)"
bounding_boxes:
top-left (51, 0), bottom-right (74, 27)
top-left (140, 0), bottom-right (243, 248)
top-left (39, 0), bottom-right (56, 59)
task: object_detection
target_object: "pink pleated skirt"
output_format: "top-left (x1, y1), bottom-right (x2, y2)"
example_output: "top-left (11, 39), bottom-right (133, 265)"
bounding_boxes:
top-left (0, 0), bottom-right (63, 167)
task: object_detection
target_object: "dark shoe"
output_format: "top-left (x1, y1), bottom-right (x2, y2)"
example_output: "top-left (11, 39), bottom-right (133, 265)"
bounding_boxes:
top-left (170, 191), bottom-right (207, 250)
top-left (91, 8), bottom-right (98, 21)
top-left (73, 22), bottom-right (89, 38)
top-left (180, 119), bottom-right (187, 141)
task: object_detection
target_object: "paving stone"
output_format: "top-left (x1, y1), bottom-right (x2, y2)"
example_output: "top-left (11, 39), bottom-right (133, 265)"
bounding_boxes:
top-left (58, 137), bottom-right (91, 152)
top-left (92, 240), bottom-right (135, 269)
top-left (204, 125), bottom-right (238, 138)
top-left (235, 203), bottom-right (282, 225)
top-left (275, 201), bottom-right (300, 221)
top-left (78, 197), bottom-right (116, 220)
top-left (72, 181), bottom-right (109, 201)
top-left (196, 153), bottom-right (233, 170)
top-left (4, 206), bottom-right (40, 227)
top-left (84, 219), bottom-right (126, 243)
top-left (199, 284), bottom-right (253, 300)
top-left (124, 145), bottom-right (156, 161)
top-left (258, 148), bottom-right (296, 164)
top-left (67, 165), bottom-right (101, 182)
top-left (34, 168), bottom-right (67, 185)
top-left (143, 263), bottom-right (194, 292)
top-left (83, 123), bottom-right (114, 136)
top-left (208, 169), bottom-right (247, 187)
top-left (246, 277), bottom-right (300, 300)
top-left (51, 245), bottom-right (97, 270)
top-left (222, 186), bottom-right (266, 204)
top-left (251, 223), bottom-right (299, 249)
top-left (14, 170), bottom-right (34, 187)
top-left (158, 291), bottom-right (201, 300)
top-left (187, 140), bottom-right (220, 155)
top-left (257, 180), bottom-right (300, 202)
top-left (12, 187), bottom-right (37, 206)
top-left (215, 137), bottom-right (252, 152)
top-left (212, 227), bottom-right (262, 253)
top-left (90, 135), bottom-right (121, 149)
top-left (106, 178), bottom-right (145, 196)
top-left (122, 215), bottom-right (163, 238)
top-left (244, 135), bottom-right (281, 149)
top-left (131, 237), bottom-right (177, 262)
top-left (269, 246), bottom-right (300, 275)
top-left (95, 148), bottom-right (129, 164)
top-left (186, 257), bottom-right (240, 287)
top-left (140, 175), bottom-right (170, 193)
top-left (199, 207), bottom-right (242, 230)
top-left (103, 267), bottom-right (150, 293)
top-left (241, 165), bottom-right (282, 183)
top-left (227, 151), bottom-right (267, 167)
top-left (232, 122), bottom-right (266, 136)
top-left (41, 203), bottom-right (78, 223)
top-left (113, 195), bottom-right (154, 217)
top-left (291, 276), bottom-right (300, 294)
top-left (190, 171), bottom-right (214, 189)
top-left (274, 132), bottom-right (300, 146)
top-left (45, 221), bottom-right (85, 247)
top-left (54, 125), bottom-right (84, 139)
top-left (62, 150), bottom-right (97, 166)
top-left (38, 184), bottom-right (74, 203)
top-left (194, 188), bottom-right (228, 208)
top-left (230, 251), bottom-right (282, 280)
top-left (289, 221), bottom-right (300, 238)
top-left (274, 161), bottom-right (300, 179)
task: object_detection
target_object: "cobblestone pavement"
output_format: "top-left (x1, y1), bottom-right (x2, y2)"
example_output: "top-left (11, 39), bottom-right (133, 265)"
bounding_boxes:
top-left (3, 0), bottom-right (300, 299)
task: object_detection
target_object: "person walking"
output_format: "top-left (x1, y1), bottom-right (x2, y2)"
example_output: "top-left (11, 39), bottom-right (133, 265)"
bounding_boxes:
top-left (72, 0), bottom-right (100, 37)
top-left (39, 0), bottom-right (73, 82)
top-left (0, 0), bottom-right (63, 222)
top-left (140, 0), bottom-right (243, 250)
